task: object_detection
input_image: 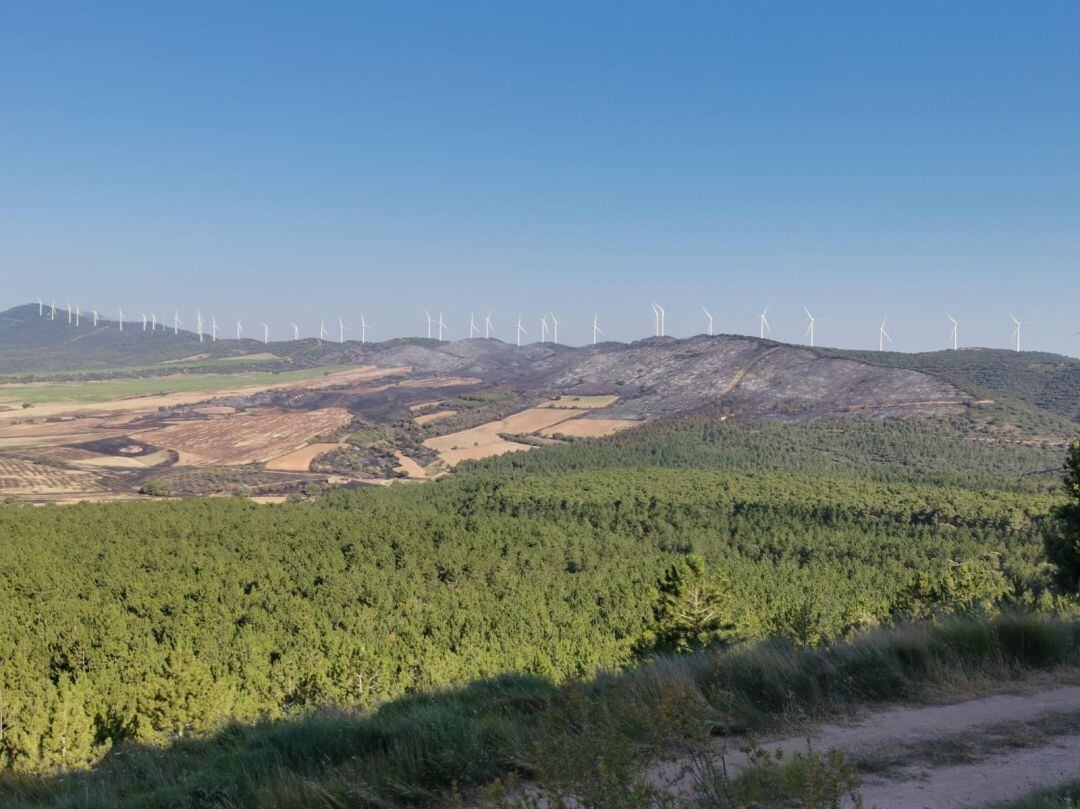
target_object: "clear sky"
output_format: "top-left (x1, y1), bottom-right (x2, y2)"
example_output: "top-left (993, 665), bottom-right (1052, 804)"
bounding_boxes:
top-left (1, 1), bottom-right (1077, 353)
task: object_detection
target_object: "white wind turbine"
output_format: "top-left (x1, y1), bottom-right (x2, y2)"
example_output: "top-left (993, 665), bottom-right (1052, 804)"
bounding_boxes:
top-left (702, 306), bottom-right (714, 336)
top-left (211, 317), bottom-right (219, 342)
top-left (516, 315), bottom-right (527, 347)
top-left (1009, 313), bottom-right (1022, 353)
top-left (150, 313), bottom-right (157, 332)
top-left (425, 310), bottom-right (435, 339)
top-left (36, 298), bottom-right (43, 316)
top-left (74, 305), bottom-right (81, 327)
top-left (803, 306), bottom-right (816, 347)
top-left (757, 305), bottom-right (771, 339)
top-left (484, 311), bottom-right (494, 339)
top-left (338, 317), bottom-right (348, 343)
top-left (319, 319), bottom-right (329, 342)
top-left (290, 322), bottom-right (300, 340)
top-left (468, 313), bottom-right (480, 338)
top-left (360, 314), bottom-right (370, 344)
top-left (93, 310), bottom-right (99, 327)
top-left (50, 301), bottom-right (56, 320)
top-left (650, 302), bottom-right (666, 337)
top-left (173, 310), bottom-right (181, 336)
top-left (539, 315), bottom-right (548, 343)
top-left (946, 312), bottom-right (958, 350)
top-left (592, 313), bottom-right (605, 345)
top-left (437, 311), bottom-right (447, 342)
top-left (235, 319), bottom-right (243, 340)
top-left (66, 303), bottom-right (72, 324)
top-left (261, 322), bottom-right (270, 344)
top-left (878, 318), bottom-right (892, 352)
top-left (196, 310), bottom-right (204, 342)
top-left (140, 313), bottom-right (147, 331)
top-left (548, 312), bottom-right (560, 343)
top-left (117, 307), bottom-right (124, 331)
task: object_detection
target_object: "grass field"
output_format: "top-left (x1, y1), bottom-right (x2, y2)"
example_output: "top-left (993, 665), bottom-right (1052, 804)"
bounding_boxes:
top-left (0, 365), bottom-right (359, 407)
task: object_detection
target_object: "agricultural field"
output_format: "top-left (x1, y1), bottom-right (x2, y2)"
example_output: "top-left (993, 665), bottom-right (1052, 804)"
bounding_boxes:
top-left (423, 406), bottom-right (591, 465)
top-left (139, 407), bottom-right (354, 466)
top-left (0, 457), bottom-right (108, 497)
top-left (539, 416), bottom-right (642, 438)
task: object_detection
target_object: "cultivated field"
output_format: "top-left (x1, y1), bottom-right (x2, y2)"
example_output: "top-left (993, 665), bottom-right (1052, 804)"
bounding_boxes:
top-left (539, 417), bottom-right (641, 438)
top-left (0, 457), bottom-right (107, 496)
top-left (423, 408), bottom-right (587, 466)
top-left (140, 408), bottom-right (354, 466)
top-left (265, 443), bottom-right (346, 471)
top-left (414, 409), bottom-right (457, 425)
top-left (538, 394), bottom-right (619, 409)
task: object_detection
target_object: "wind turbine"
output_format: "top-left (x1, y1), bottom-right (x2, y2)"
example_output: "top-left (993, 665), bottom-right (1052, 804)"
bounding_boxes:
top-left (50, 301), bottom-right (56, 320)
top-left (140, 313), bottom-right (146, 331)
top-left (702, 306), bottom-right (714, 336)
top-left (196, 310), bottom-right (204, 342)
top-left (650, 302), bottom-right (666, 337)
top-left (539, 315), bottom-right (548, 343)
top-left (236, 319), bottom-right (243, 340)
top-left (74, 305), bottom-right (80, 327)
top-left (592, 313), bottom-right (605, 345)
top-left (173, 310), bottom-right (181, 336)
top-left (468, 313), bottom-right (480, 338)
top-left (290, 322), bottom-right (300, 340)
top-left (150, 313), bottom-right (157, 332)
top-left (548, 312), bottom-right (559, 343)
top-left (1009, 313), bottom-right (1022, 353)
top-left (118, 307), bottom-right (123, 331)
top-left (93, 310), bottom-right (99, 327)
top-left (360, 314), bottom-right (370, 344)
top-left (484, 312), bottom-right (494, 339)
top-left (516, 315), bottom-right (527, 347)
top-left (437, 311), bottom-right (447, 341)
top-left (878, 318), bottom-right (892, 352)
top-left (66, 303), bottom-right (72, 324)
top-left (261, 322), bottom-right (270, 344)
top-left (757, 306), bottom-right (771, 339)
top-left (36, 298), bottom-right (42, 316)
top-left (946, 312), bottom-right (958, 350)
top-left (211, 317), bottom-right (219, 342)
top-left (425, 310), bottom-right (435, 339)
top-left (338, 316), bottom-right (348, 343)
top-left (319, 319), bottom-right (328, 342)
top-left (803, 306), bottom-right (816, 347)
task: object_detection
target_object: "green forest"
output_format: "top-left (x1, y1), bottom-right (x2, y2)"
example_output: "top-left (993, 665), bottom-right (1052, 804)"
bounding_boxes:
top-left (1, 413), bottom-right (1077, 781)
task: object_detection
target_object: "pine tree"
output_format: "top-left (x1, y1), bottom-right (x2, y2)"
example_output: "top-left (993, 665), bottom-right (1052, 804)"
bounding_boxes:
top-left (1047, 441), bottom-right (1080, 590)
top-left (642, 555), bottom-right (737, 654)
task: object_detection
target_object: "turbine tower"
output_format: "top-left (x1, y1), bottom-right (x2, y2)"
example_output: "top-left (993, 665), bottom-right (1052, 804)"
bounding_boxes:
top-left (539, 315), bottom-right (548, 343)
top-left (36, 298), bottom-right (42, 316)
top-left (319, 319), bottom-right (328, 342)
top-left (150, 313), bottom-right (157, 332)
top-left (140, 313), bottom-right (146, 331)
top-left (516, 315), bottom-right (527, 347)
top-left (196, 310), bottom-right (204, 343)
top-left (592, 313), bottom-right (605, 345)
top-left (1009, 313), bottom-right (1022, 353)
top-left (211, 316), bottom-right (219, 342)
top-left (803, 306), bottom-right (815, 347)
top-left (650, 302), bottom-right (666, 337)
top-left (50, 301), bottom-right (56, 320)
top-left (468, 313), bottom-right (479, 338)
top-left (436, 311), bottom-right (447, 342)
top-left (360, 314), bottom-right (369, 344)
top-left (758, 306), bottom-right (771, 339)
top-left (236, 319), bottom-right (243, 340)
top-left (702, 306), bottom-right (714, 336)
top-left (425, 310), bottom-right (434, 339)
top-left (548, 312), bottom-right (559, 343)
top-left (93, 310), bottom-right (99, 327)
top-left (173, 310), bottom-right (181, 336)
top-left (878, 318), bottom-right (892, 352)
top-left (66, 303), bottom-right (72, 324)
top-left (261, 322), bottom-right (270, 344)
top-left (484, 312), bottom-right (494, 339)
top-left (338, 317), bottom-right (347, 343)
top-left (117, 307), bottom-right (123, 331)
top-left (290, 322), bottom-right (300, 340)
top-left (946, 312), bottom-right (958, 350)
top-left (74, 305), bottom-right (80, 327)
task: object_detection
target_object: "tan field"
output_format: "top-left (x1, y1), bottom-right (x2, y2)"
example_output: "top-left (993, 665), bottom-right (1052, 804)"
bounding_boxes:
top-left (0, 458), bottom-right (107, 495)
top-left (424, 408), bottom-right (586, 466)
top-left (140, 408), bottom-right (354, 466)
top-left (539, 417), bottom-right (642, 438)
top-left (414, 409), bottom-right (457, 425)
top-left (193, 406), bottom-right (237, 415)
top-left (0, 366), bottom-right (404, 423)
top-left (67, 450), bottom-right (174, 469)
top-left (409, 400), bottom-right (441, 412)
top-left (538, 394), bottom-right (619, 410)
top-left (392, 451), bottom-right (429, 479)
top-left (265, 443), bottom-right (345, 471)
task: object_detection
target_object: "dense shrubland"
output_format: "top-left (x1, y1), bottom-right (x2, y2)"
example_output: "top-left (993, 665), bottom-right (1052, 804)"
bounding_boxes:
top-left (0, 416), bottom-right (1077, 797)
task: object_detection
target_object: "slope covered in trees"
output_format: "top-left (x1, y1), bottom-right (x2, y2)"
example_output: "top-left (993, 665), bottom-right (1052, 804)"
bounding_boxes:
top-left (0, 415), bottom-right (1073, 776)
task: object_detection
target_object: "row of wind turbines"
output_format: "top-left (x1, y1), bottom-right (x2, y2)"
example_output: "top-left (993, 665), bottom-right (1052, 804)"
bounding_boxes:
top-left (35, 297), bottom-right (1032, 353)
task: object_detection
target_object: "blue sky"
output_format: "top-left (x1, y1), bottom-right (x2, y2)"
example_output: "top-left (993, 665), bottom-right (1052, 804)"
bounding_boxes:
top-left (1, 1), bottom-right (1077, 352)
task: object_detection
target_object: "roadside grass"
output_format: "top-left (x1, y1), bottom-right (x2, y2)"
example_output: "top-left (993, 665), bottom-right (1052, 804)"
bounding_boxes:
top-left (0, 365), bottom-right (359, 406)
top-left (1, 614), bottom-right (1078, 807)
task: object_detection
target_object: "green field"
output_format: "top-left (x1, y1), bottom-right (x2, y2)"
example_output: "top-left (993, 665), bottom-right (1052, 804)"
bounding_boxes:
top-left (0, 364), bottom-right (359, 406)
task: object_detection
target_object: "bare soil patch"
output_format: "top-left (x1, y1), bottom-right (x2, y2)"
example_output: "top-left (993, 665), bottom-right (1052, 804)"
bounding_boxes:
top-left (424, 408), bottom-right (585, 466)
top-left (265, 442), bottom-right (346, 471)
top-left (414, 409), bottom-right (457, 425)
top-left (538, 394), bottom-right (619, 409)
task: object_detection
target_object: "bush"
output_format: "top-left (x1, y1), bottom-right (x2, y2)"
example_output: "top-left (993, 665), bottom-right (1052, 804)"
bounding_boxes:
top-left (138, 480), bottom-right (172, 497)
